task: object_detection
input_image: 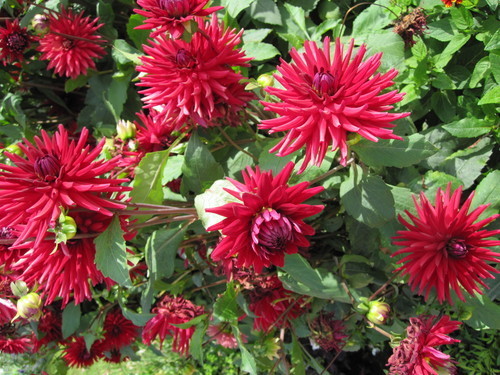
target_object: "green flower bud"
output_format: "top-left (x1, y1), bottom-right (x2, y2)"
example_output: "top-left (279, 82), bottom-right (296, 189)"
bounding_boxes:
top-left (31, 14), bottom-right (49, 35)
top-left (60, 215), bottom-right (77, 240)
top-left (257, 73), bottom-right (274, 88)
top-left (5, 144), bottom-right (23, 156)
top-left (10, 280), bottom-right (28, 298)
top-left (357, 297), bottom-right (391, 325)
top-left (116, 120), bottom-right (137, 141)
top-left (13, 292), bottom-right (43, 321)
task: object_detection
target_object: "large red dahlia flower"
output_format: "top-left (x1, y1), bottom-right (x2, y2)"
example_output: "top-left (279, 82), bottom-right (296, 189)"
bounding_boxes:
top-left (134, 0), bottom-right (224, 38)
top-left (0, 19), bottom-right (33, 65)
top-left (100, 309), bottom-right (139, 351)
top-left (0, 125), bottom-right (130, 246)
top-left (37, 7), bottom-right (106, 79)
top-left (387, 315), bottom-right (461, 375)
top-left (206, 162), bottom-right (324, 273)
top-left (142, 294), bottom-right (204, 356)
top-left (392, 185), bottom-right (500, 304)
top-left (137, 15), bottom-right (253, 129)
top-left (260, 38), bottom-right (409, 173)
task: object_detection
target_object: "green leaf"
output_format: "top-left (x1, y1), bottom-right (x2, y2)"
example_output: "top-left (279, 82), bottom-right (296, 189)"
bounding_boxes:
top-left (112, 39), bottom-right (143, 66)
top-left (442, 138), bottom-right (494, 189)
top-left (146, 227), bottom-right (187, 281)
top-left (422, 171), bottom-right (465, 199)
top-left (131, 149), bottom-right (169, 205)
top-left (126, 14), bottom-right (150, 50)
top-left (484, 29), bottom-right (500, 51)
top-left (390, 185), bottom-right (417, 215)
top-left (64, 74), bottom-right (88, 93)
top-left (340, 165), bottom-right (395, 228)
top-left (352, 0), bottom-right (393, 37)
top-left (364, 31), bottom-right (405, 71)
top-left (427, 18), bottom-right (457, 42)
top-left (223, 0), bottom-right (256, 18)
top-left (352, 133), bottom-right (438, 168)
top-left (431, 91), bottom-right (456, 123)
top-left (242, 42), bottom-right (280, 61)
top-left (190, 323), bottom-right (206, 362)
top-left (291, 335), bottom-right (306, 375)
top-left (242, 28), bottom-right (272, 43)
top-left (62, 302), bottom-right (81, 339)
top-left (478, 85), bottom-right (500, 105)
top-left (450, 7), bottom-right (474, 30)
top-left (194, 179), bottom-right (239, 229)
top-left (94, 216), bottom-right (131, 287)
top-left (470, 171), bottom-right (500, 221)
top-left (279, 254), bottom-right (351, 302)
top-left (171, 314), bottom-right (208, 329)
top-left (106, 73), bottom-right (132, 120)
top-left (442, 118), bottom-right (492, 138)
top-left (283, 3), bottom-right (308, 38)
top-left (181, 131), bottom-right (225, 195)
top-left (462, 294), bottom-right (500, 330)
top-left (238, 335), bottom-right (257, 375)
top-left (434, 34), bottom-right (471, 69)
top-left (249, 0), bottom-right (282, 25)
top-left (258, 139), bottom-right (296, 175)
top-left (213, 282), bottom-right (240, 322)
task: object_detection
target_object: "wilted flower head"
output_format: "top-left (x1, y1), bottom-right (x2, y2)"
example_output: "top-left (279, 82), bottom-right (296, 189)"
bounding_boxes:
top-left (392, 184), bottom-right (500, 304)
top-left (0, 19), bottom-right (33, 65)
top-left (134, 0), bottom-right (224, 38)
top-left (0, 125), bottom-right (130, 247)
top-left (248, 275), bottom-right (308, 331)
top-left (206, 162), bottom-right (324, 273)
top-left (394, 7), bottom-right (428, 47)
top-left (387, 315), bottom-right (461, 375)
top-left (260, 37), bottom-right (409, 173)
top-left (137, 15), bottom-right (253, 130)
top-left (309, 312), bottom-right (347, 352)
top-left (142, 295), bottom-right (205, 356)
top-left (37, 7), bottom-right (106, 79)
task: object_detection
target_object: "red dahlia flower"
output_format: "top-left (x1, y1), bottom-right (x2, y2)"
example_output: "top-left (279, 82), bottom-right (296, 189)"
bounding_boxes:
top-left (0, 125), bottom-right (130, 247)
top-left (135, 110), bottom-right (178, 152)
top-left (100, 309), bottom-right (139, 350)
top-left (392, 185), bottom-right (500, 304)
top-left (309, 312), bottom-right (347, 352)
top-left (34, 307), bottom-right (64, 350)
top-left (249, 275), bottom-right (308, 331)
top-left (387, 315), bottom-right (461, 375)
top-left (206, 162), bottom-right (324, 273)
top-left (37, 7), bottom-right (106, 79)
top-left (0, 19), bottom-right (33, 65)
top-left (142, 294), bottom-right (204, 356)
top-left (260, 38), bottom-right (409, 173)
top-left (0, 335), bottom-right (33, 354)
top-left (12, 211), bottom-right (121, 306)
top-left (137, 15), bottom-right (253, 129)
top-left (134, 0), bottom-right (224, 38)
top-left (63, 336), bottom-right (102, 368)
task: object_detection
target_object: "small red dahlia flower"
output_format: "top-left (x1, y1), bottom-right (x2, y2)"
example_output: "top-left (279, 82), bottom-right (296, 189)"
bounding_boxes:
top-left (387, 315), bottom-right (461, 375)
top-left (309, 312), bottom-right (348, 352)
top-left (63, 336), bottom-right (102, 368)
top-left (134, 0), bottom-right (224, 38)
top-left (207, 323), bottom-right (245, 349)
top-left (37, 7), bottom-right (106, 79)
top-left (0, 125), bottom-right (130, 247)
top-left (137, 15), bottom-right (253, 129)
top-left (100, 309), bottom-right (139, 350)
top-left (0, 19), bottom-right (33, 65)
top-left (260, 37), bottom-right (409, 172)
top-left (0, 335), bottom-right (33, 354)
top-left (34, 307), bottom-right (64, 350)
top-left (135, 110), bottom-right (179, 152)
top-left (206, 162), bottom-right (324, 273)
top-left (142, 294), bottom-right (205, 356)
top-left (392, 185), bottom-right (500, 304)
top-left (249, 275), bottom-right (308, 332)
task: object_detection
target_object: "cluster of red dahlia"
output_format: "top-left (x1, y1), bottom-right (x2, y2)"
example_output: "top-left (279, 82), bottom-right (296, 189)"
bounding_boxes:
top-left (0, 7), bottom-right (106, 78)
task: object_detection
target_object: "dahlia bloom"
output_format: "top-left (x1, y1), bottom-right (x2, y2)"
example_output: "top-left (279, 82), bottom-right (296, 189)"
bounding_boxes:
top-left (100, 309), bottom-right (139, 351)
top-left (0, 226), bottom-right (23, 270)
top-left (0, 125), bottom-right (130, 247)
top-left (63, 337), bottom-right (102, 368)
top-left (0, 19), bottom-right (33, 65)
top-left (309, 312), bottom-right (347, 352)
top-left (260, 37), bottom-right (409, 172)
top-left (34, 307), bottom-right (64, 350)
top-left (206, 162), bottom-right (324, 273)
top-left (387, 315), bottom-right (461, 375)
top-left (0, 335), bottom-right (33, 354)
top-left (12, 211), bottom-right (119, 306)
top-left (137, 15), bottom-right (253, 129)
top-left (134, 0), bottom-right (223, 38)
top-left (207, 323), bottom-right (245, 349)
top-left (135, 110), bottom-right (178, 152)
top-left (142, 294), bottom-right (205, 356)
top-left (37, 7), bottom-right (106, 79)
top-left (392, 185), bottom-right (500, 304)
top-left (248, 275), bottom-right (308, 332)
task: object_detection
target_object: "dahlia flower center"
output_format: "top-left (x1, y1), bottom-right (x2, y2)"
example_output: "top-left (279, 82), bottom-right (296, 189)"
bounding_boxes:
top-left (34, 154), bottom-right (60, 182)
top-left (0, 227), bottom-right (14, 239)
top-left (175, 48), bottom-right (196, 68)
top-left (62, 39), bottom-right (74, 50)
top-left (158, 0), bottom-right (189, 17)
top-left (312, 70), bottom-right (335, 96)
top-left (6, 33), bottom-right (29, 52)
top-left (445, 239), bottom-right (469, 259)
top-left (252, 209), bottom-right (293, 252)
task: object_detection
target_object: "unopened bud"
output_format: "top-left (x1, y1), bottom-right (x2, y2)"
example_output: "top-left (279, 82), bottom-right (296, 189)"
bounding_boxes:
top-left (257, 73), bottom-right (274, 88)
top-left (5, 143), bottom-right (23, 156)
top-left (60, 215), bottom-right (77, 240)
top-left (358, 297), bottom-right (390, 325)
top-left (10, 280), bottom-right (28, 298)
top-left (116, 120), bottom-right (136, 141)
top-left (13, 292), bottom-right (43, 321)
top-left (31, 14), bottom-right (49, 35)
